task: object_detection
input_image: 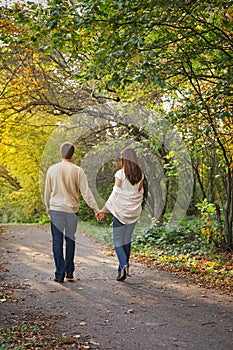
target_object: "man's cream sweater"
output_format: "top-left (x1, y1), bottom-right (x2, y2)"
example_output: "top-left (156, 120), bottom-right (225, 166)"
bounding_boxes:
top-left (44, 161), bottom-right (99, 213)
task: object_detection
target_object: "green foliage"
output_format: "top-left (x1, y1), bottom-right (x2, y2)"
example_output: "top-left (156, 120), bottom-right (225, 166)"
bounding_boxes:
top-left (196, 199), bottom-right (223, 246)
top-left (0, 1), bottom-right (232, 247)
top-left (80, 220), bottom-right (233, 290)
top-left (78, 220), bottom-right (113, 245)
top-left (197, 199), bottom-right (216, 215)
top-left (78, 197), bottom-right (98, 222)
top-left (36, 213), bottom-right (50, 225)
top-left (132, 217), bottom-right (213, 256)
top-left (132, 218), bottom-right (233, 289)
top-left (0, 323), bottom-right (55, 349)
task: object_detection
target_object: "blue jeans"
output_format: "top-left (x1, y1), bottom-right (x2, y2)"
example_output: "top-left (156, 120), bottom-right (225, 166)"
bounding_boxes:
top-left (50, 210), bottom-right (78, 282)
top-left (113, 217), bottom-right (136, 274)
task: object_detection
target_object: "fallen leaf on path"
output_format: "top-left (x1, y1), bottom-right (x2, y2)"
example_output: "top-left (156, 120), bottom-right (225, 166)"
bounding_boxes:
top-left (125, 309), bottom-right (135, 314)
top-left (90, 339), bottom-right (100, 346)
top-left (79, 321), bottom-right (87, 326)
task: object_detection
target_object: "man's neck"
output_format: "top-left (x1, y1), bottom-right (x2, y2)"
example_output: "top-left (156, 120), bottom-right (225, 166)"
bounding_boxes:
top-left (62, 159), bottom-right (72, 163)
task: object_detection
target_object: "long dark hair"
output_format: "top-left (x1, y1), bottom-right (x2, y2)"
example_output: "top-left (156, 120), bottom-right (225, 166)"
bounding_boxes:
top-left (120, 148), bottom-right (142, 185)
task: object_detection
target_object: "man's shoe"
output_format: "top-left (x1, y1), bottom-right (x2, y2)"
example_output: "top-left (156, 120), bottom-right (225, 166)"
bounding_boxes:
top-left (54, 278), bottom-right (64, 283)
top-left (66, 274), bottom-right (74, 281)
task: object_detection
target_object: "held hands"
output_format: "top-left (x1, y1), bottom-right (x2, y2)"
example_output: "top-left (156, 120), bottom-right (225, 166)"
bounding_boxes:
top-left (95, 210), bottom-right (105, 222)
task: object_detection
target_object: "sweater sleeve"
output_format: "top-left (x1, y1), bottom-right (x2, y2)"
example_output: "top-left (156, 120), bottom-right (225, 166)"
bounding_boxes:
top-left (44, 170), bottom-right (51, 211)
top-left (78, 168), bottom-right (99, 213)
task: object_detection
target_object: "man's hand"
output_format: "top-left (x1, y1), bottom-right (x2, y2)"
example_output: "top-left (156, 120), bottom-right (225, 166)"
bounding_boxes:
top-left (95, 211), bottom-right (105, 222)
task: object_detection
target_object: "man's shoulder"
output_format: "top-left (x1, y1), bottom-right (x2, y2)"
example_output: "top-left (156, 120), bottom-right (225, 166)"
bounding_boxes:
top-left (72, 163), bottom-right (81, 169)
top-left (47, 162), bottom-right (83, 174)
top-left (69, 163), bottom-right (82, 172)
top-left (64, 163), bottom-right (84, 175)
top-left (48, 162), bottom-right (62, 171)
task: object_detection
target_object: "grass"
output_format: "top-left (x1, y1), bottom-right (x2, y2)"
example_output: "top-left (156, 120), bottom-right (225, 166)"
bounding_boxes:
top-left (78, 220), bottom-right (113, 245)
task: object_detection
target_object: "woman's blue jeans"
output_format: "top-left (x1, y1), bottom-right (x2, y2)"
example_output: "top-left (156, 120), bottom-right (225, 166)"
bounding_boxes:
top-left (50, 210), bottom-right (78, 282)
top-left (113, 216), bottom-right (136, 274)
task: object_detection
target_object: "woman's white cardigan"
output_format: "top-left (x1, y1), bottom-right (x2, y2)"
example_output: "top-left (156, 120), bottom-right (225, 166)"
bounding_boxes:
top-left (105, 169), bottom-right (143, 225)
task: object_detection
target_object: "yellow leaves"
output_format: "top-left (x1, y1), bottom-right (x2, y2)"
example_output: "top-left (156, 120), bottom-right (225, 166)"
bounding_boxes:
top-left (0, 14), bottom-right (21, 37)
top-left (0, 107), bottom-right (59, 221)
top-left (200, 212), bottom-right (219, 244)
top-left (1, 71), bottom-right (47, 114)
top-left (201, 227), bottom-right (210, 235)
top-left (165, 151), bottom-right (176, 160)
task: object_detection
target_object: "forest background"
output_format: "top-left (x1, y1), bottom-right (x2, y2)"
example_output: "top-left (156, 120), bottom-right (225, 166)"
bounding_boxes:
top-left (0, 0), bottom-right (232, 291)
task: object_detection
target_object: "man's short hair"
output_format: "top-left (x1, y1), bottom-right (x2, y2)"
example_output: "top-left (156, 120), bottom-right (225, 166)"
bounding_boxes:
top-left (60, 142), bottom-right (75, 159)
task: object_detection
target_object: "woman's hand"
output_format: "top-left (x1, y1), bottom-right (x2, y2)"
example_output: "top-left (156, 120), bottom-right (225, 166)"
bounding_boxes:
top-left (95, 211), bottom-right (105, 222)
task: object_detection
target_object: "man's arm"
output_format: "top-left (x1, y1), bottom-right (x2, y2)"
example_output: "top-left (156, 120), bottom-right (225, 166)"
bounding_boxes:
top-left (78, 168), bottom-right (99, 213)
top-left (44, 172), bottom-right (51, 215)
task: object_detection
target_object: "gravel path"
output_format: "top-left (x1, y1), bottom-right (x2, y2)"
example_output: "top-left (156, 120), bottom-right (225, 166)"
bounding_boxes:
top-left (1, 224), bottom-right (233, 350)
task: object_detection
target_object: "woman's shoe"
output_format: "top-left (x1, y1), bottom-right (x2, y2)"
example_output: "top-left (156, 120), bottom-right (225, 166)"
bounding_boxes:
top-left (116, 274), bottom-right (121, 281)
top-left (126, 265), bottom-right (130, 276)
top-left (120, 265), bottom-right (128, 281)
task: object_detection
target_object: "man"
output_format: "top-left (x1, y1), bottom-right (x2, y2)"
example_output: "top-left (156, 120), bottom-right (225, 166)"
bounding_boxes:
top-left (44, 142), bottom-right (100, 283)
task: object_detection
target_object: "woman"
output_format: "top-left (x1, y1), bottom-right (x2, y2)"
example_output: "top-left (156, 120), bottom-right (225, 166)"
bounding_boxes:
top-left (97, 148), bottom-right (144, 281)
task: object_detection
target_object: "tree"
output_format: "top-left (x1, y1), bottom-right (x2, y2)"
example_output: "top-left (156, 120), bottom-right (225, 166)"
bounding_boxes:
top-left (0, 1), bottom-right (232, 248)
top-left (0, 7), bottom-right (102, 221)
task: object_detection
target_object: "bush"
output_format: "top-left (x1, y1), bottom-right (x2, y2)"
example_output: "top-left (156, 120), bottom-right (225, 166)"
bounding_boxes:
top-left (132, 217), bottom-right (217, 256)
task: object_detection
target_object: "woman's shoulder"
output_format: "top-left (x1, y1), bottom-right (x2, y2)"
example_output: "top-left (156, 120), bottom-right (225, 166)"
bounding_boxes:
top-left (115, 168), bottom-right (125, 179)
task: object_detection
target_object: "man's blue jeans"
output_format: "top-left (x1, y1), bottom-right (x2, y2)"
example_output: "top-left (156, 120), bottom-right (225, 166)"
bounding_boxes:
top-left (113, 216), bottom-right (136, 274)
top-left (50, 210), bottom-right (78, 282)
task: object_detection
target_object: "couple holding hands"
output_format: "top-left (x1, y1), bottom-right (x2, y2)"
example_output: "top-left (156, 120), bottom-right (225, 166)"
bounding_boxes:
top-left (44, 143), bottom-right (144, 283)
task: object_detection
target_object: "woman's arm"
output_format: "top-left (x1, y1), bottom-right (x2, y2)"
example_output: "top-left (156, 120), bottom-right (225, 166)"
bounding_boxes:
top-left (115, 176), bottom-right (122, 188)
top-left (99, 177), bottom-right (122, 217)
top-left (101, 177), bottom-right (122, 212)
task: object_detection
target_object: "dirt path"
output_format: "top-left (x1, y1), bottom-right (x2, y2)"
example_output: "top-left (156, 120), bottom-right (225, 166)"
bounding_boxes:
top-left (1, 224), bottom-right (233, 350)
